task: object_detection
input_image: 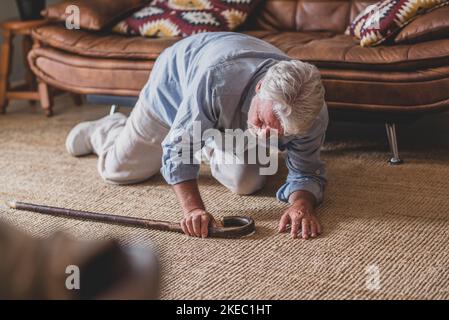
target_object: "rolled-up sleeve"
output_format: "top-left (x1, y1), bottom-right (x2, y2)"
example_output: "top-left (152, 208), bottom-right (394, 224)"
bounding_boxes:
top-left (160, 68), bottom-right (217, 185)
top-left (276, 106), bottom-right (328, 205)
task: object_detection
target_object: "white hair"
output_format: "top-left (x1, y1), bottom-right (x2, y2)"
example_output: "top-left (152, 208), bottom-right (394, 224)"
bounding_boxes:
top-left (259, 60), bottom-right (325, 136)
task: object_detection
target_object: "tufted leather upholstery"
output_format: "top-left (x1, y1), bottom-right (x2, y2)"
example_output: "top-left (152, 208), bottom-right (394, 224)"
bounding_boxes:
top-left (246, 0), bottom-right (378, 32)
top-left (28, 0), bottom-right (449, 115)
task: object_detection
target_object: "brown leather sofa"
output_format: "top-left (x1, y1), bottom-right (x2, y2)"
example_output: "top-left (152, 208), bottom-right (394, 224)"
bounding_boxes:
top-left (28, 0), bottom-right (449, 163)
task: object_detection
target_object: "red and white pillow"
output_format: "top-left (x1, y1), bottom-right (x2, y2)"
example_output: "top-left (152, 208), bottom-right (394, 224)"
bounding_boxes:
top-left (347, 0), bottom-right (449, 47)
top-left (113, 0), bottom-right (260, 38)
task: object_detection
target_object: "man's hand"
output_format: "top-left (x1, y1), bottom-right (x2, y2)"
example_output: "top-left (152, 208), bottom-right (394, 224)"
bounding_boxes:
top-left (172, 180), bottom-right (217, 238)
top-left (181, 208), bottom-right (216, 238)
top-left (279, 191), bottom-right (322, 240)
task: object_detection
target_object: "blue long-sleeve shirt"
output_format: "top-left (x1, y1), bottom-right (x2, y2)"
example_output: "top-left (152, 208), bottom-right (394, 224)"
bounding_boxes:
top-left (140, 32), bottom-right (328, 204)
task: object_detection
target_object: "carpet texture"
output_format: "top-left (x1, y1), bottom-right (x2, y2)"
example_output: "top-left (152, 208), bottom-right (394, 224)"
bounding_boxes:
top-left (1, 98), bottom-right (448, 300)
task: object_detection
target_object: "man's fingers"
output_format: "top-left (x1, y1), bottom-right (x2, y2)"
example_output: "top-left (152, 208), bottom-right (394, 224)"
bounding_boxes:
top-left (185, 218), bottom-right (195, 237)
top-left (310, 221), bottom-right (318, 238)
top-left (302, 219), bottom-right (310, 240)
top-left (315, 219), bottom-right (322, 235)
top-left (211, 216), bottom-right (221, 228)
top-left (278, 213), bottom-right (290, 233)
top-left (192, 215), bottom-right (202, 237)
top-left (291, 218), bottom-right (301, 239)
top-left (201, 215), bottom-right (209, 238)
top-left (181, 218), bottom-right (190, 236)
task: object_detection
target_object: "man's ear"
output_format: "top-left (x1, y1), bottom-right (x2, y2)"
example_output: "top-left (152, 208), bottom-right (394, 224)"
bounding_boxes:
top-left (255, 79), bottom-right (263, 93)
top-left (277, 104), bottom-right (292, 117)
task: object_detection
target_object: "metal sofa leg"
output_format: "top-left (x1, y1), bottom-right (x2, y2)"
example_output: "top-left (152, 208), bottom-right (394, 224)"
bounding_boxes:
top-left (385, 123), bottom-right (403, 165)
top-left (109, 104), bottom-right (120, 115)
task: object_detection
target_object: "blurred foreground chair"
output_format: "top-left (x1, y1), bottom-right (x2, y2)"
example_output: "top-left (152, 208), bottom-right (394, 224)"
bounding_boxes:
top-left (0, 220), bottom-right (159, 300)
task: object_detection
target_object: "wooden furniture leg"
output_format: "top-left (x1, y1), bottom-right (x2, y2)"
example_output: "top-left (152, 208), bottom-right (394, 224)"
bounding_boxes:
top-left (38, 80), bottom-right (53, 117)
top-left (0, 20), bottom-right (49, 115)
top-left (33, 37), bottom-right (54, 117)
top-left (0, 29), bottom-right (12, 114)
top-left (23, 35), bottom-right (36, 106)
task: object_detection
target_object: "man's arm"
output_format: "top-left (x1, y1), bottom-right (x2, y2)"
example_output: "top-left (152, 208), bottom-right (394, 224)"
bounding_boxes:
top-left (279, 189), bottom-right (322, 240)
top-left (173, 180), bottom-right (215, 238)
top-left (173, 179), bottom-right (205, 214)
top-left (159, 69), bottom-right (218, 238)
top-left (277, 105), bottom-right (328, 240)
top-left (289, 189), bottom-right (316, 207)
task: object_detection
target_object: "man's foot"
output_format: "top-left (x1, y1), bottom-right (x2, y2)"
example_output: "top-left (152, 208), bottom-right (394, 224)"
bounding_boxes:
top-left (65, 113), bottom-right (125, 157)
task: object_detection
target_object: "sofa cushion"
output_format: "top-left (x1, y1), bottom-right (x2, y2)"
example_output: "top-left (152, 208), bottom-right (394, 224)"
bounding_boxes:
top-left (41, 0), bottom-right (145, 31)
top-left (33, 25), bottom-right (449, 71)
top-left (32, 24), bottom-right (275, 59)
top-left (32, 24), bottom-right (180, 60)
top-left (259, 32), bottom-right (449, 70)
top-left (347, 0), bottom-right (449, 47)
top-left (113, 0), bottom-right (260, 38)
top-left (29, 47), bottom-right (153, 96)
top-left (395, 5), bottom-right (449, 44)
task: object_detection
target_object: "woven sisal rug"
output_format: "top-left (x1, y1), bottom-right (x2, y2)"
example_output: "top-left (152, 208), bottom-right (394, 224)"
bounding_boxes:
top-left (1, 98), bottom-right (448, 299)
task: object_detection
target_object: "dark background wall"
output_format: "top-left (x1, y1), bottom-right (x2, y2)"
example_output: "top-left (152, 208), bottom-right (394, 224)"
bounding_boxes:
top-left (0, 0), bottom-right (58, 82)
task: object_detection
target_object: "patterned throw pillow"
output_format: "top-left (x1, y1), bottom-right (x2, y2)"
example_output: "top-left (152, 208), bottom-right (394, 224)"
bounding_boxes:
top-left (347, 0), bottom-right (449, 47)
top-left (113, 0), bottom-right (260, 38)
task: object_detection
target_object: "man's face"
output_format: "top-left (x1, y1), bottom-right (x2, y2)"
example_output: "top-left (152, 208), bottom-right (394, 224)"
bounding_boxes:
top-left (247, 81), bottom-right (284, 137)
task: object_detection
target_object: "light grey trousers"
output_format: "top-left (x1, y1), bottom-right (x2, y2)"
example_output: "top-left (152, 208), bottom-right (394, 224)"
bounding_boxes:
top-left (91, 99), bottom-right (266, 195)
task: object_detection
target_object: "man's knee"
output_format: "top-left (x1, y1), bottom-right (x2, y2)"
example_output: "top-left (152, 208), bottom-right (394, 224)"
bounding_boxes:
top-left (100, 154), bottom-right (160, 185)
top-left (227, 165), bottom-right (266, 195)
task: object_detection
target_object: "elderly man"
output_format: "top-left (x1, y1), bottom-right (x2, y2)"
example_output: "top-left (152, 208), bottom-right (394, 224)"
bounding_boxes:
top-left (66, 32), bottom-right (328, 240)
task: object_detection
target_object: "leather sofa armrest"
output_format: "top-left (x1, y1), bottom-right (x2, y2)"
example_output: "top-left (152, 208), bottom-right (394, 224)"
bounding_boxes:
top-left (41, 0), bottom-right (146, 31)
top-left (395, 5), bottom-right (449, 44)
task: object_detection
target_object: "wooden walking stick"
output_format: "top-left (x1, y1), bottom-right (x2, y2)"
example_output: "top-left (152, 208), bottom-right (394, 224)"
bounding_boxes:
top-left (6, 201), bottom-right (255, 239)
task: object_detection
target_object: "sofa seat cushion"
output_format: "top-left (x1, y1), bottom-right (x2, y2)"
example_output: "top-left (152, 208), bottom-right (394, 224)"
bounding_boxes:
top-left (258, 32), bottom-right (449, 70)
top-left (32, 24), bottom-right (277, 60)
top-left (32, 24), bottom-right (181, 60)
top-left (33, 25), bottom-right (449, 71)
top-left (29, 47), bottom-right (154, 96)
